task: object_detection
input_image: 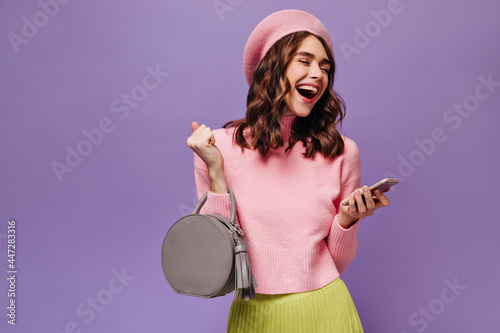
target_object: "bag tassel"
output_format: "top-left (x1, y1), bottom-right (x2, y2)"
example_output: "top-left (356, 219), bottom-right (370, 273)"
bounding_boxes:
top-left (234, 245), bottom-right (258, 301)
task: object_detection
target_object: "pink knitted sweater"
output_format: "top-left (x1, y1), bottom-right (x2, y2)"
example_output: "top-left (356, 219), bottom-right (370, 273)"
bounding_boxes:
top-left (193, 114), bottom-right (362, 294)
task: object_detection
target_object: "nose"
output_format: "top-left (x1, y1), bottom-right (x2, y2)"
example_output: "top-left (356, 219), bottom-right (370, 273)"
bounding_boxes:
top-left (309, 63), bottom-right (323, 81)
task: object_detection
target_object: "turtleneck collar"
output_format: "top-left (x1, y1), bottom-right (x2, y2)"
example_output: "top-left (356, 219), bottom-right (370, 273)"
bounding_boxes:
top-left (281, 113), bottom-right (297, 143)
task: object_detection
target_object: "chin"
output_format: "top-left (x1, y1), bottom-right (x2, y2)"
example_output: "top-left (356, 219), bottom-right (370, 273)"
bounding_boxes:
top-left (290, 105), bottom-right (314, 117)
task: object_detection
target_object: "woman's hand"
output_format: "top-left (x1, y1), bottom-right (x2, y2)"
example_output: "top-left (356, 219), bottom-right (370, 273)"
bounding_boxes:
top-left (338, 186), bottom-right (391, 228)
top-left (187, 122), bottom-right (228, 194)
top-left (186, 122), bottom-right (224, 170)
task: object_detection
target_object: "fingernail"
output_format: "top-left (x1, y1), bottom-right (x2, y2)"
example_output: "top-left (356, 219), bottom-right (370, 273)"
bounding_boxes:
top-left (363, 186), bottom-right (370, 193)
top-left (355, 189), bottom-right (360, 196)
top-left (375, 189), bottom-right (381, 195)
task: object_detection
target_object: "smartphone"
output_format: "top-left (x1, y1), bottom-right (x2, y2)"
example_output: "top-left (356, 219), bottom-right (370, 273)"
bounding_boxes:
top-left (341, 178), bottom-right (399, 206)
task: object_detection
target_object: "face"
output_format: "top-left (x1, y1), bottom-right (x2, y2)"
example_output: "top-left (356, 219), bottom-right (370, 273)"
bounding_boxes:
top-left (281, 35), bottom-right (330, 117)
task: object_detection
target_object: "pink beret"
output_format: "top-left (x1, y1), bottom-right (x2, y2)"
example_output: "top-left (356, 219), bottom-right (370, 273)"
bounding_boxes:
top-left (243, 9), bottom-right (333, 86)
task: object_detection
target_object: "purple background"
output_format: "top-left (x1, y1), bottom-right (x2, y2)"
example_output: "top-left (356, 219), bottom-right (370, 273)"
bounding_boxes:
top-left (1, 0), bottom-right (499, 332)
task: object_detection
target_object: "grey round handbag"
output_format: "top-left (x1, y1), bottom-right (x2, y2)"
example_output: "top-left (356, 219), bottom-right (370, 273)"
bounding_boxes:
top-left (161, 187), bottom-right (257, 301)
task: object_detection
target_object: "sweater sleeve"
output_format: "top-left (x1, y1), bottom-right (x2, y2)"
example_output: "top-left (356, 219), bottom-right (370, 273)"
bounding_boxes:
top-left (326, 138), bottom-right (362, 275)
top-left (193, 151), bottom-right (233, 220)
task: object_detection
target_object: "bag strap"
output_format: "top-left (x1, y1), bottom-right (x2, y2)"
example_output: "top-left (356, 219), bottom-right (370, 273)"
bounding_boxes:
top-left (192, 187), bottom-right (237, 227)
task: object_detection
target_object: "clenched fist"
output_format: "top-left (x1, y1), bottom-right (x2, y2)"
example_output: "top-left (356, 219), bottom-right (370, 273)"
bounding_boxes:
top-left (186, 122), bottom-right (224, 170)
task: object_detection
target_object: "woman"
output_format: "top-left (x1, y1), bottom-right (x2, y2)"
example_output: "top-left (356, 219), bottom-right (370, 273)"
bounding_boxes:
top-left (186, 9), bottom-right (391, 333)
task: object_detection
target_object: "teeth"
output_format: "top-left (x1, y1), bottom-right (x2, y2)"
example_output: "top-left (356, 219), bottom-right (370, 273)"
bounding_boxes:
top-left (297, 85), bottom-right (318, 93)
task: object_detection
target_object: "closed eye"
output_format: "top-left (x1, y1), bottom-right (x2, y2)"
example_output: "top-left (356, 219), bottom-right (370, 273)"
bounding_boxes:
top-left (299, 60), bottom-right (329, 73)
top-left (299, 59), bottom-right (329, 74)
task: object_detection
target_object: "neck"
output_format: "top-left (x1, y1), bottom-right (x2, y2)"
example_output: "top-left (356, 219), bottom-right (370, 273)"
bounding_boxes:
top-left (282, 108), bottom-right (295, 117)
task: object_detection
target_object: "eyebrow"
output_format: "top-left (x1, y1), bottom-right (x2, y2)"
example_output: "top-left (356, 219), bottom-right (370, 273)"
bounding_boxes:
top-left (295, 51), bottom-right (331, 66)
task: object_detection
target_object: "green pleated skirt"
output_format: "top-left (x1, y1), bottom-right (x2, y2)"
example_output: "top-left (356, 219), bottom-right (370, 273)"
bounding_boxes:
top-left (227, 277), bottom-right (364, 333)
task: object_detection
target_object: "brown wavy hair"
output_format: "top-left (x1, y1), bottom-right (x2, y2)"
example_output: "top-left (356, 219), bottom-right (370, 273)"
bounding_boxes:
top-left (222, 31), bottom-right (347, 159)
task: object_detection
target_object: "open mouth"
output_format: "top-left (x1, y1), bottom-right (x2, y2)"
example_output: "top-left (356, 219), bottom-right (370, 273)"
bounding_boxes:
top-left (296, 85), bottom-right (318, 101)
